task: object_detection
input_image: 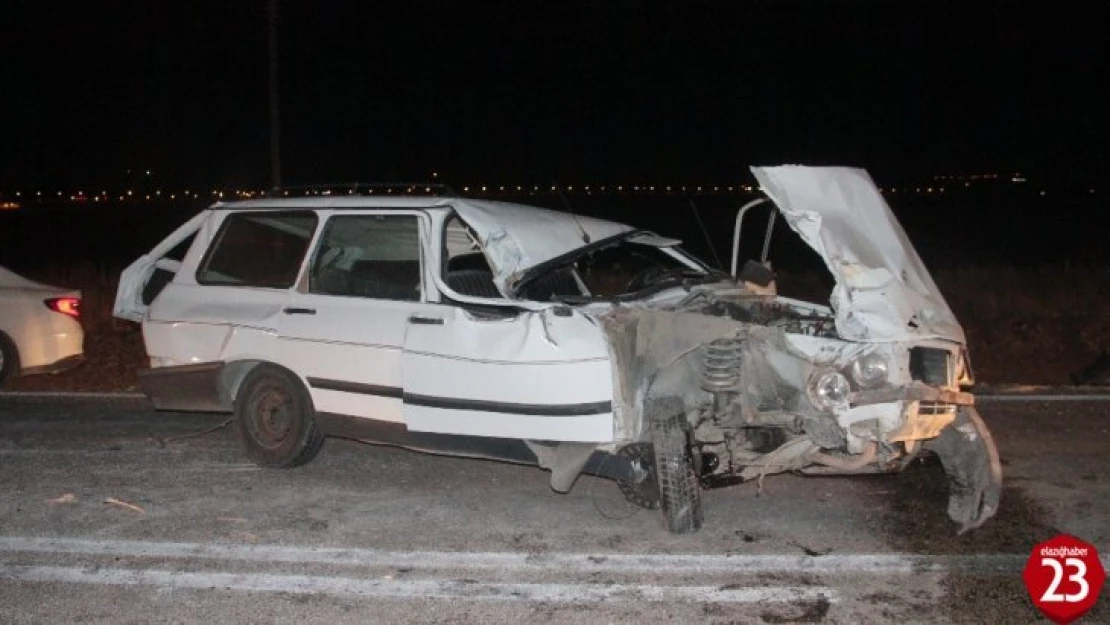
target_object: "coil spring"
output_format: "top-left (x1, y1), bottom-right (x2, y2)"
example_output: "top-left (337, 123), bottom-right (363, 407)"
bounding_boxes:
top-left (702, 337), bottom-right (742, 392)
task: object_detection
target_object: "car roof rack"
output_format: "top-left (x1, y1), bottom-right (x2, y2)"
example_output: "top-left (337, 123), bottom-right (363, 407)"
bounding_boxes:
top-left (267, 182), bottom-right (458, 197)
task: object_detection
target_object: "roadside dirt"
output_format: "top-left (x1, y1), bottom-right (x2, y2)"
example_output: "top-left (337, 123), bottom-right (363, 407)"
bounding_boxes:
top-left (875, 457), bottom-right (1107, 624)
top-left (964, 313), bottom-right (1110, 387)
top-left (4, 326), bottom-right (146, 392)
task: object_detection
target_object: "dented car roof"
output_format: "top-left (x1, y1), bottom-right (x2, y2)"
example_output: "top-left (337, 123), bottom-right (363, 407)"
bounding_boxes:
top-left (215, 196), bottom-right (639, 297)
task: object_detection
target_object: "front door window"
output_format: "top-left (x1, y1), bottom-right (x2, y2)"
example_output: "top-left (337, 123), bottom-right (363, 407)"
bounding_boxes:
top-left (308, 215), bottom-right (422, 301)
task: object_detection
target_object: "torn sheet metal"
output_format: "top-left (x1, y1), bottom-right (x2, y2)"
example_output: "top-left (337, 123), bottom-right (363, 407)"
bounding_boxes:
top-left (113, 211), bottom-right (209, 322)
top-left (449, 199), bottom-right (635, 296)
top-left (923, 407), bottom-right (1002, 533)
top-left (751, 166), bottom-right (964, 344)
top-left (600, 307), bottom-right (744, 440)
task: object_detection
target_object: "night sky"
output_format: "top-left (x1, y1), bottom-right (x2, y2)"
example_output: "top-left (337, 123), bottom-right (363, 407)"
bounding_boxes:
top-left (3, 1), bottom-right (1105, 190)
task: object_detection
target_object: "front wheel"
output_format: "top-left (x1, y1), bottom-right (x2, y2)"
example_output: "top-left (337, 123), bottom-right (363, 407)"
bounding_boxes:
top-left (235, 364), bottom-right (325, 468)
top-left (651, 415), bottom-right (703, 534)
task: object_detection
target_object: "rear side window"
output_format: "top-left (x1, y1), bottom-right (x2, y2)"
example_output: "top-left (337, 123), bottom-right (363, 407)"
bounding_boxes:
top-left (197, 212), bottom-right (318, 288)
top-left (309, 214), bottom-right (422, 301)
top-left (165, 233), bottom-right (196, 262)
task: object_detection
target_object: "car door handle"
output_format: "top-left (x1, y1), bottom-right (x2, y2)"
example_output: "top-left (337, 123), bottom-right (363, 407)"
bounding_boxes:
top-left (408, 315), bottom-right (444, 325)
top-left (283, 307), bottom-right (317, 315)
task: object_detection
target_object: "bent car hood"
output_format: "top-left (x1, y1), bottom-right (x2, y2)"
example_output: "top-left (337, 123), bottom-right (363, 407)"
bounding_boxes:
top-left (451, 199), bottom-right (635, 295)
top-left (751, 166), bottom-right (964, 344)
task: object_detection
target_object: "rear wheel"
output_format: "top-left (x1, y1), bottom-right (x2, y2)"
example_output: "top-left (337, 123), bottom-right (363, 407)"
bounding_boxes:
top-left (0, 332), bottom-right (19, 388)
top-left (651, 413), bottom-right (704, 534)
top-left (235, 364), bottom-right (325, 468)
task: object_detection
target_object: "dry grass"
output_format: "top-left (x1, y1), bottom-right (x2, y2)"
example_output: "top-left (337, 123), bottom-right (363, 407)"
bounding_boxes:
top-left (937, 264), bottom-right (1110, 321)
top-left (935, 264), bottom-right (1110, 384)
top-left (5, 263), bottom-right (1108, 391)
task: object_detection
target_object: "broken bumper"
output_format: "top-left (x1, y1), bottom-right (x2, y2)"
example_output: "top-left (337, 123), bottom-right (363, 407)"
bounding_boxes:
top-left (851, 383), bottom-right (974, 407)
top-left (922, 406), bottom-right (1003, 533)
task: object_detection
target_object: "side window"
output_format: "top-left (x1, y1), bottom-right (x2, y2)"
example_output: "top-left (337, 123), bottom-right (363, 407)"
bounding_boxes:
top-left (197, 212), bottom-right (317, 288)
top-left (309, 214), bottom-right (422, 301)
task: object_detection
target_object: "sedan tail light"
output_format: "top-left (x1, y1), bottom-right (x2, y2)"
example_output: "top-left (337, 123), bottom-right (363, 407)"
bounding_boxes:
top-left (45, 296), bottom-right (81, 319)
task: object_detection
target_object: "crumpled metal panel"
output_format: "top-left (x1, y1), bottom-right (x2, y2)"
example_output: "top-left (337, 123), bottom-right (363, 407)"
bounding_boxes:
top-left (599, 307), bottom-right (743, 441)
top-left (450, 199), bottom-right (635, 296)
top-left (113, 211), bottom-right (210, 322)
top-left (751, 166), bottom-right (965, 344)
top-left (736, 326), bottom-right (814, 420)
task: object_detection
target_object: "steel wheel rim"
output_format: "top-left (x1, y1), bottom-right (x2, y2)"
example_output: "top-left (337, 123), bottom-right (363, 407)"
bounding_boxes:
top-left (246, 381), bottom-right (294, 450)
top-left (616, 442), bottom-right (661, 510)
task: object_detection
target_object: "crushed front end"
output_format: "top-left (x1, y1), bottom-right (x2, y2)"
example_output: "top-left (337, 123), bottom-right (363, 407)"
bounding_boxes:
top-left (602, 297), bottom-right (1001, 533)
top-left (695, 306), bottom-right (1000, 533)
top-left (599, 165), bottom-right (1002, 534)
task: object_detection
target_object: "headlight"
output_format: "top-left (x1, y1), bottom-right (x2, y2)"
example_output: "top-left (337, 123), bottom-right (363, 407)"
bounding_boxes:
top-left (808, 371), bottom-right (851, 411)
top-left (849, 353), bottom-right (889, 389)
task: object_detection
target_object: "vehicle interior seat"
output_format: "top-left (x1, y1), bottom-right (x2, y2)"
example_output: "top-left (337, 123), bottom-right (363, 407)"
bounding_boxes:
top-left (518, 268), bottom-right (582, 301)
top-left (348, 260), bottom-right (421, 300)
top-left (445, 269), bottom-right (501, 298)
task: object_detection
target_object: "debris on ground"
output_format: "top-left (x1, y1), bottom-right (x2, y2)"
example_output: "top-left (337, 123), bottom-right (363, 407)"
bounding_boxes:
top-left (103, 497), bottom-right (144, 514)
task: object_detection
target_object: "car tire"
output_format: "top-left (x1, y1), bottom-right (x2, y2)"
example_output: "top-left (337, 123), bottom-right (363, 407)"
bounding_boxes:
top-left (650, 410), bottom-right (703, 534)
top-left (234, 364), bottom-right (325, 468)
top-left (0, 332), bottom-right (20, 388)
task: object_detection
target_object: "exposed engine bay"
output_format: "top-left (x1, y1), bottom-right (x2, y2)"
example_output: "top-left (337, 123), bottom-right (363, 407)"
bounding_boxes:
top-left (596, 284), bottom-right (1000, 535)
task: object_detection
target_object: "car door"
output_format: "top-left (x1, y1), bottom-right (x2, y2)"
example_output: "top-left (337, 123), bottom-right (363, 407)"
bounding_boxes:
top-left (279, 210), bottom-right (428, 423)
top-left (114, 211), bottom-right (208, 322)
top-left (401, 240), bottom-right (615, 443)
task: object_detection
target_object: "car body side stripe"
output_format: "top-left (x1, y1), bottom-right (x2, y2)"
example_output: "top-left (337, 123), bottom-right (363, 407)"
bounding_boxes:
top-left (306, 377), bottom-right (610, 416)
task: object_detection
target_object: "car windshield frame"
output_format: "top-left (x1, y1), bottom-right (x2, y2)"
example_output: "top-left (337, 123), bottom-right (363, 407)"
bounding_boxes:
top-left (510, 229), bottom-right (725, 303)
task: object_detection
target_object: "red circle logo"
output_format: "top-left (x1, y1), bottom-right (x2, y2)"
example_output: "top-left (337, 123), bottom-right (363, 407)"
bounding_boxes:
top-left (1023, 534), bottom-right (1105, 623)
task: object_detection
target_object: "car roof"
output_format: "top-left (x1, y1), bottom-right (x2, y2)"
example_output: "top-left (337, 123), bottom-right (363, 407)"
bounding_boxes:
top-left (211, 196), bottom-right (640, 296)
top-left (210, 196), bottom-right (458, 211)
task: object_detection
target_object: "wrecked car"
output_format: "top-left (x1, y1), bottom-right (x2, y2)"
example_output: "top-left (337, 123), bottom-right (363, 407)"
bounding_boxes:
top-left (114, 166), bottom-right (1001, 534)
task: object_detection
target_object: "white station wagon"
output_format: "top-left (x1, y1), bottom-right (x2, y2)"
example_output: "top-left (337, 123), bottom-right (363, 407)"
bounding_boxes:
top-left (114, 166), bottom-right (1001, 534)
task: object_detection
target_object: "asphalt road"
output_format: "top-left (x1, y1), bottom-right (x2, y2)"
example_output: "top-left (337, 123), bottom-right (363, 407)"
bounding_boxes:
top-left (1, 394), bottom-right (1107, 624)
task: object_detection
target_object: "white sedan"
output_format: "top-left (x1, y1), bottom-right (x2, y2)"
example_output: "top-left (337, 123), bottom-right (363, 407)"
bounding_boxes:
top-left (0, 266), bottom-right (85, 386)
